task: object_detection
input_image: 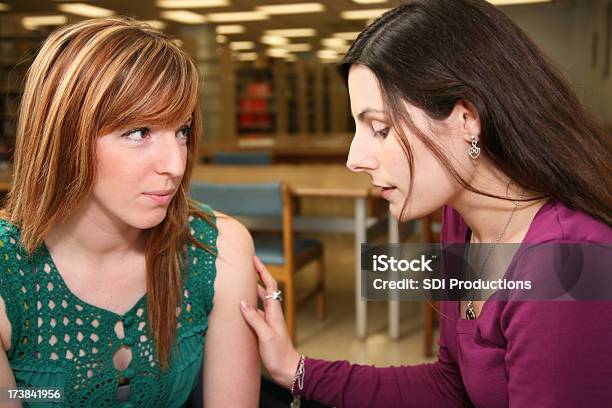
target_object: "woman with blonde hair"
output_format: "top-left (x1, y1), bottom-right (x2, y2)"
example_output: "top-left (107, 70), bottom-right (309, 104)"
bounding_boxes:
top-left (0, 17), bottom-right (259, 407)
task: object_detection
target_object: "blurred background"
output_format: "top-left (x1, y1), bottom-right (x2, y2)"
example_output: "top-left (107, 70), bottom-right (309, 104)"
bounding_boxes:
top-left (0, 0), bottom-right (610, 399)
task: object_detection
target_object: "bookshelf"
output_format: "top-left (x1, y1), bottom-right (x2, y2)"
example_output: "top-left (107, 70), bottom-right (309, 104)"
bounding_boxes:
top-left (0, 16), bottom-right (47, 156)
top-left (229, 58), bottom-right (350, 139)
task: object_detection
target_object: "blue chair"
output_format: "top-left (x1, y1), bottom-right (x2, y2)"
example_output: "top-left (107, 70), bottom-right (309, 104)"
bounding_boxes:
top-left (189, 181), bottom-right (326, 341)
top-left (211, 150), bottom-right (272, 165)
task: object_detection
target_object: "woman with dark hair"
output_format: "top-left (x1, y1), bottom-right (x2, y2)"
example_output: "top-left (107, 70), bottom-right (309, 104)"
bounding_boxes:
top-left (240, 0), bottom-right (612, 406)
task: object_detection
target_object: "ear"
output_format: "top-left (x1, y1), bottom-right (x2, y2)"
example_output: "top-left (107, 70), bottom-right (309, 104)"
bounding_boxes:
top-left (450, 100), bottom-right (481, 143)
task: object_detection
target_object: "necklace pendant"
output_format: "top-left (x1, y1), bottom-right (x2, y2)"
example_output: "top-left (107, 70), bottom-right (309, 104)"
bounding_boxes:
top-left (466, 301), bottom-right (476, 320)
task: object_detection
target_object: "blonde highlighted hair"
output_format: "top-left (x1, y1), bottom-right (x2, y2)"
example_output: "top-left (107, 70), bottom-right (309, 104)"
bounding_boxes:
top-left (2, 17), bottom-right (213, 369)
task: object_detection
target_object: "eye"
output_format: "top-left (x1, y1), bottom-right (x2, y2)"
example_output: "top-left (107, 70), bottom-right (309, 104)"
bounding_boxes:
top-left (177, 125), bottom-right (192, 141)
top-left (373, 127), bottom-right (390, 139)
top-left (122, 127), bottom-right (150, 141)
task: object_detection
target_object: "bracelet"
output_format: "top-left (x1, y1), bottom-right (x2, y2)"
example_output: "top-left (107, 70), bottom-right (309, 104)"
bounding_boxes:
top-left (290, 355), bottom-right (306, 408)
top-left (290, 355), bottom-right (306, 395)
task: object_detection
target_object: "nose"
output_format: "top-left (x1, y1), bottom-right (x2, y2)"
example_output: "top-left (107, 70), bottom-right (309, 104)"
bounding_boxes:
top-left (346, 132), bottom-right (378, 173)
top-left (156, 132), bottom-right (186, 178)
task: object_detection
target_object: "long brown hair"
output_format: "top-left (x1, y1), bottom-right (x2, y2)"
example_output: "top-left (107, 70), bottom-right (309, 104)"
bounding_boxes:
top-left (2, 17), bottom-right (213, 369)
top-left (341, 0), bottom-right (612, 226)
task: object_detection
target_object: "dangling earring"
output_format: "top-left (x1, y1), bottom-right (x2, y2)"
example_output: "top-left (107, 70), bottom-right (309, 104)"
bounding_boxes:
top-left (468, 135), bottom-right (480, 159)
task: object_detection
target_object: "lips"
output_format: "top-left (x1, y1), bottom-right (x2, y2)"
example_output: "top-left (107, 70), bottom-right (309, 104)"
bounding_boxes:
top-left (374, 184), bottom-right (395, 191)
top-left (142, 189), bottom-right (175, 205)
top-left (374, 184), bottom-right (396, 199)
top-left (144, 189), bottom-right (174, 196)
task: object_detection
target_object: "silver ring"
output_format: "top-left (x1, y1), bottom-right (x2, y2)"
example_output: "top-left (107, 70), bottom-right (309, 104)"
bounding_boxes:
top-left (264, 290), bottom-right (283, 301)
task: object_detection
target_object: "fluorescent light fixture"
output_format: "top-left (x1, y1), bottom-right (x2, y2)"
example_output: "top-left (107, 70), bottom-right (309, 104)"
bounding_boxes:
top-left (280, 43), bottom-right (311, 52)
top-left (317, 49), bottom-right (339, 59)
top-left (216, 34), bottom-right (227, 43)
top-left (160, 10), bottom-right (208, 23)
top-left (0, 3), bottom-right (9, 12)
top-left (237, 52), bottom-right (258, 61)
top-left (487, 0), bottom-right (552, 4)
top-left (322, 38), bottom-right (346, 48)
top-left (264, 28), bottom-right (316, 37)
top-left (22, 15), bottom-right (68, 30)
top-left (266, 48), bottom-right (290, 58)
top-left (143, 20), bottom-right (167, 30)
top-left (57, 3), bottom-right (115, 18)
top-left (207, 11), bottom-right (268, 22)
top-left (256, 3), bottom-right (324, 15)
top-left (216, 24), bottom-right (245, 34)
top-left (341, 8), bottom-right (389, 20)
top-left (322, 38), bottom-right (349, 53)
top-left (261, 35), bottom-right (289, 46)
top-left (351, 0), bottom-right (387, 3)
top-left (156, 0), bottom-right (229, 8)
top-left (333, 31), bottom-right (360, 40)
top-left (229, 41), bottom-right (254, 50)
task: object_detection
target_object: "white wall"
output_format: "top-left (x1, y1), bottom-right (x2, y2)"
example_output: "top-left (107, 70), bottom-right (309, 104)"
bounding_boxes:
top-left (503, 0), bottom-right (612, 125)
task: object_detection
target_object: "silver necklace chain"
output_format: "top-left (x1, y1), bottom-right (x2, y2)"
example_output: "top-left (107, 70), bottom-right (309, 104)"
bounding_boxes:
top-left (465, 191), bottom-right (524, 320)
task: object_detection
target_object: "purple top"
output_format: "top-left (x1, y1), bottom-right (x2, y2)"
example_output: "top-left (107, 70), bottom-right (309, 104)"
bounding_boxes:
top-left (296, 200), bottom-right (612, 407)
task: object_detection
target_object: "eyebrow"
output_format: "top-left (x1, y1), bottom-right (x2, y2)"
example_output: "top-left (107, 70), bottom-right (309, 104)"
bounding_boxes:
top-left (356, 108), bottom-right (386, 121)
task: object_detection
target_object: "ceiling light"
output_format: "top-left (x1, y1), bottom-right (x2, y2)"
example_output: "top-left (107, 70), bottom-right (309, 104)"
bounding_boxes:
top-left (322, 38), bottom-right (346, 48)
top-left (264, 28), bottom-right (316, 38)
top-left (143, 20), bottom-right (166, 30)
top-left (341, 8), bottom-right (389, 20)
top-left (280, 43), bottom-right (311, 52)
top-left (57, 3), bottom-right (115, 18)
top-left (216, 24), bottom-right (245, 34)
top-left (230, 41), bottom-right (254, 50)
top-left (261, 35), bottom-right (289, 46)
top-left (0, 3), bottom-right (9, 12)
top-left (333, 32), bottom-right (360, 41)
top-left (156, 0), bottom-right (229, 8)
top-left (216, 34), bottom-right (227, 43)
top-left (237, 52), bottom-right (258, 61)
top-left (266, 48), bottom-right (290, 58)
top-left (317, 49), bottom-right (339, 59)
top-left (256, 3), bottom-right (324, 15)
top-left (322, 38), bottom-right (349, 53)
top-left (487, 0), bottom-right (552, 4)
top-left (160, 10), bottom-right (207, 23)
top-left (207, 11), bottom-right (268, 22)
top-left (22, 15), bottom-right (67, 30)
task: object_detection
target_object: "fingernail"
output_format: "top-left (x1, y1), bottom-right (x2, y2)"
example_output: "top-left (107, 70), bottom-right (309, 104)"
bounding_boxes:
top-left (240, 299), bottom-right (250, 311)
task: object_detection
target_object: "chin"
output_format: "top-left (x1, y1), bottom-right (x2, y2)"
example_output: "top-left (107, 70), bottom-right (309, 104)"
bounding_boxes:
top-left (389, 201), bottom-right (431, 223)
top-left (129, 209), bottom-right (169, 230)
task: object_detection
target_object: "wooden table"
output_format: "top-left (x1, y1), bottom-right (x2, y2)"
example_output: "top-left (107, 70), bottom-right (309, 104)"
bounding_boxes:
top-left (192, 164), bottom-right (402, 339)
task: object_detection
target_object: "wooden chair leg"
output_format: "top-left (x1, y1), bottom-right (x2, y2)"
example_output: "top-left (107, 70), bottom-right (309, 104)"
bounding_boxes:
top-left (284, 278), bottom-right (296, 342)
top-left (316, 257), bottom-right (326, 321)
top-left (424, 302), bottom-right (435, 357)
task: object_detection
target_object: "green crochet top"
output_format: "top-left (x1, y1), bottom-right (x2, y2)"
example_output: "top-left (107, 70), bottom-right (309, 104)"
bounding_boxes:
top-left (0, 204), bottom-right (218, 407)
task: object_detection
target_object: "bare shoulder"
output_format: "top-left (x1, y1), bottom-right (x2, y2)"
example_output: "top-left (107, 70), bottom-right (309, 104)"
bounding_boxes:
top-left (213, 212), bottom-right (255, 287)
top-left (214, 211), bottom-right (254, 260)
